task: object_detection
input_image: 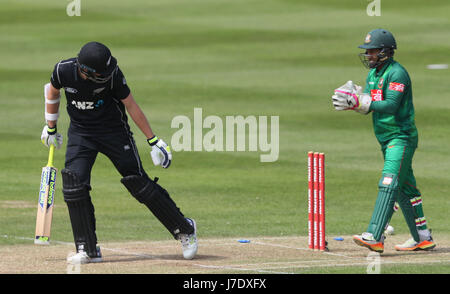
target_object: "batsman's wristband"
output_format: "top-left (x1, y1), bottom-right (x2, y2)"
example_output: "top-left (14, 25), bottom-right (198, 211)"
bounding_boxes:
top-left (47, 125), bottom-right (57, 135)
top-left (147, 136), bottom-right (159, 146)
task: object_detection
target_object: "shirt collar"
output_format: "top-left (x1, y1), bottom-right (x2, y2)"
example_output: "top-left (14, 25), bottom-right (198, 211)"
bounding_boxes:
top-left (375, 58), bottom-right (394, 77)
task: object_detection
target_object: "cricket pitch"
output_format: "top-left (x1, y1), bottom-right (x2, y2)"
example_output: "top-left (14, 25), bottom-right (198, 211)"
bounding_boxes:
top-left (1, 234), bottom-right (449, 274)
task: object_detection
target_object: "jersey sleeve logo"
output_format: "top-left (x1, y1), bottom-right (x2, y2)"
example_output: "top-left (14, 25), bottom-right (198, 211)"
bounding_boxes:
top-left (388, 82), bottom-right (405, 92)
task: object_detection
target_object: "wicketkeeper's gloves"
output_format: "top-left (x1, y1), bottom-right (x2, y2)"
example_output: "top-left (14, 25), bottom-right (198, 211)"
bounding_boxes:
top-left (332, 80), bottom-right (372, 114)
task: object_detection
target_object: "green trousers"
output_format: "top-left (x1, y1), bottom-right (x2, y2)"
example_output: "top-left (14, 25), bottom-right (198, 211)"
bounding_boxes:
top-left (367, 142), bottom-right (427, 242)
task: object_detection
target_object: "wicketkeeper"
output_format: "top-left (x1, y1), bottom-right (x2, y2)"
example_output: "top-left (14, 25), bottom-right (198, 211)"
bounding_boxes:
top-left (42, 41), bottom-right (198, 263)
top-left (331, 29), bottom-right (435, 253)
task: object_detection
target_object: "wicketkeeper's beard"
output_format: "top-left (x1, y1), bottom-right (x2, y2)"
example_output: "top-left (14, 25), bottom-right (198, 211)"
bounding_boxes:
top-left (359, 53), bottom-right (379, 69)
top-left (359, 48), bottom-right (393, 69)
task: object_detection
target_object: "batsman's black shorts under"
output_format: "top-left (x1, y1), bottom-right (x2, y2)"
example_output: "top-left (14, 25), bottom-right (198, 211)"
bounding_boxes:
top-left (65, 130), bottom-right (147, 187)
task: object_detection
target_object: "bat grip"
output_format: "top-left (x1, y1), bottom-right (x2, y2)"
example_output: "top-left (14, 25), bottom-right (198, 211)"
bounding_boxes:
top-left (47, 144), bottom-right (55, 167)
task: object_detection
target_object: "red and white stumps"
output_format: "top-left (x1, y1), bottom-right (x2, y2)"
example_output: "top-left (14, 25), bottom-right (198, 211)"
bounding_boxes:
top-left (308, 151), bottom-right (326, 251)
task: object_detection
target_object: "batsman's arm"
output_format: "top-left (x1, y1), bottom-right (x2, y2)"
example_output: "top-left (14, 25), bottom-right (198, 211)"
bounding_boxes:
top-left (45, 83), bottom-right (61, 128)
top-left (122, 93), bottom-right (155, 140)
top-left (122, 93), bottom-right (172, 168)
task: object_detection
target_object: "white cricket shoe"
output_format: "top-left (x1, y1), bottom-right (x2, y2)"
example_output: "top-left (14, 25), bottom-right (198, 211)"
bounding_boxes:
top-left (395, 229), bottom-right (436, 251)
top-left (67, 247), bottom-right (103, 264)
top-left (178, 218), bottom-right (198, 260)
top-left (353, 232), bottom-right (385, 253)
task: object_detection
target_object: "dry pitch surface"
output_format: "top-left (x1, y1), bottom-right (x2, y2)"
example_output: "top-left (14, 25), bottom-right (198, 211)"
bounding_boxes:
top-left (1, 234), bottom-right (449, 274)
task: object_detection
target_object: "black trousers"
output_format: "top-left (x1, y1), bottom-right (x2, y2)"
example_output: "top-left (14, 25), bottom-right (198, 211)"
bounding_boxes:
top-left (64, 130), bottom-right (192, 249)
top-left (65, 130), bottom-right (147, 187)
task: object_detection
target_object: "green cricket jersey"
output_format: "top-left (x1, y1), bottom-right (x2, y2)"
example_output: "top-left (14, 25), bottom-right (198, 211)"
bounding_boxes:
top-left (364, 58), bottom-right (418, 147)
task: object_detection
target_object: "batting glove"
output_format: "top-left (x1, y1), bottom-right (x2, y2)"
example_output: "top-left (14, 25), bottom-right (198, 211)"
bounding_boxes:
top-left (332, 80), bottom-right (372, 114)
top-left (41, 125), bottom-right (63, 149)
top-left (147, 136), bottom-right (172, 168)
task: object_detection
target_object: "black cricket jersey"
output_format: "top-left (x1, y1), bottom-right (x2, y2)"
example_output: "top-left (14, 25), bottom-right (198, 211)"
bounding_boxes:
top-left (50, 58), bottom-right (132, 136)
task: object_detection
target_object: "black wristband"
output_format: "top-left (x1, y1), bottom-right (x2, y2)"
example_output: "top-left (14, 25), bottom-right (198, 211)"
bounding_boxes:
top-left (147, 136), bottom-right (159, 146)
top-left (47, 125), bottom-right (57, 135)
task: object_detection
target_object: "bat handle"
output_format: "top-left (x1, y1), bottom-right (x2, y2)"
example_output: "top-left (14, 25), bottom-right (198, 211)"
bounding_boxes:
top-left (47, 144), bottom-right (55, 167)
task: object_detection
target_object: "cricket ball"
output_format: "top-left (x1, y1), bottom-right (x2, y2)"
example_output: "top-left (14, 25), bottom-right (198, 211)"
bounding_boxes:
top-left (385, 225), bottom-right (395, 235)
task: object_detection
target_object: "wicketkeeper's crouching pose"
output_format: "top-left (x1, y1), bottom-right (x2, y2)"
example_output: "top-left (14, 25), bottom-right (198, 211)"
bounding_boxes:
top-left (331, 29), bottom-right (435, 253)
top-left (41, 41), bottom-right (198, 263)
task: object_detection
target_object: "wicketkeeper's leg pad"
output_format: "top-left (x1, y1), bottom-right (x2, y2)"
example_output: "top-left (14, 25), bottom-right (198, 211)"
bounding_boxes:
top-left (367, 173), bottom-right (399, 241)
top-left (121, 174), bottom-right (194, 238)
top-left (62, 168), bottom-right (99, 257)
top-left (397, 190), bottom-right (421, 242)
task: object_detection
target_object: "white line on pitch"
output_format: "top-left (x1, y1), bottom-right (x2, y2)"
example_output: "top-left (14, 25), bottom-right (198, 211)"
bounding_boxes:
top-left (251, 241), bottom-right (355, 259)
top-left (259, 258), bottom-right (450, 270)
top-left (192, 263), bottom-right (293, 274)
top-left (0, 235), bottom-right (177, 262)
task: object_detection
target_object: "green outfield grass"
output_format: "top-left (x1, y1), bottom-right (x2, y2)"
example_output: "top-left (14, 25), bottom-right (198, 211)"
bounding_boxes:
top-left (0, 0), bottom-right (449, 274)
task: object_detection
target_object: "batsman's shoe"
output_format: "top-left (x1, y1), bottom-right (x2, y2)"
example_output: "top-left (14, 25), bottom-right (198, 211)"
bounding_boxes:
top-left (353, 232), bottom-right (385, 253)
top-left (178, 218), bottom-right (198, 260)
top-left (395, 230), bottom-right (436, 251)
top-left (67, 247), bottom-right (103, 264)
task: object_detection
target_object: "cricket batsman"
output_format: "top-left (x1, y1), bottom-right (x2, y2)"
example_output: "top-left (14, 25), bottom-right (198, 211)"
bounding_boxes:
top-left (331, 29), bottom-right (435, 253)
top-left (41, 41), bottom-right (198, 263)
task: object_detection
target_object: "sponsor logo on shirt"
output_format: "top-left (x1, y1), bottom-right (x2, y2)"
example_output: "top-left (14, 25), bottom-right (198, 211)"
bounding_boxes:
top-left (382, 177), bottom-right (393, 185)
top-left (72, 100), bottom-right (94, 110)
top-left (389, 82), bottom-right (405, 92)
top-left (71, 99), bottom-right (104, 110)
top-left (65, 87), bottom-right (78, 94)
top-left (370, 89), bottom-right (383, 101)
top-left (95, 99), bottom-right (104, 108)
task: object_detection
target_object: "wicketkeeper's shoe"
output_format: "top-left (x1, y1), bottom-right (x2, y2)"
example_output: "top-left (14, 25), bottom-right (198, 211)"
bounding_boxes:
top-left (353, 232), bottom-right (385, 253)
top-left (395, 230), bottom-right (436, 251)
top-left (67, 246), bottom-right (103, 264)
top-left (178, 218), bottom-right (198, 260)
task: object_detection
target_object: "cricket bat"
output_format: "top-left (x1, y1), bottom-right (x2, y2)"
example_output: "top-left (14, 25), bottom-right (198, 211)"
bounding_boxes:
top-left (34, 144), bottom-right (57, 245)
